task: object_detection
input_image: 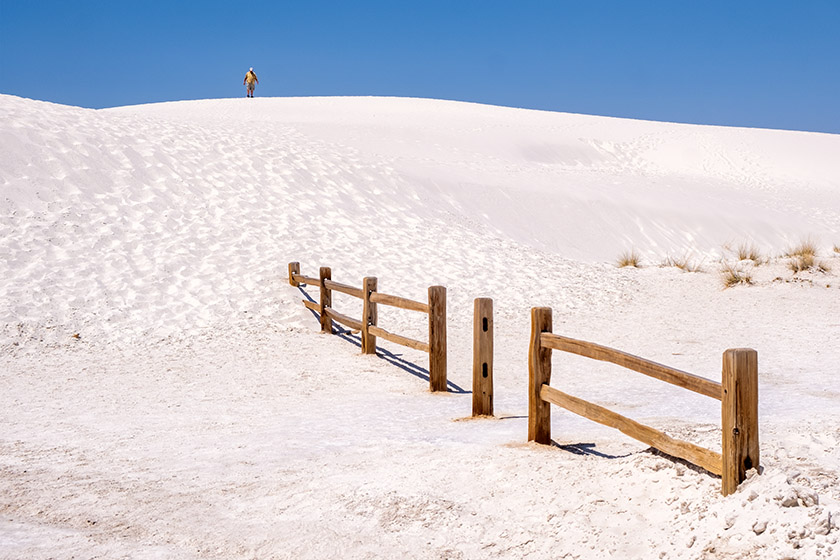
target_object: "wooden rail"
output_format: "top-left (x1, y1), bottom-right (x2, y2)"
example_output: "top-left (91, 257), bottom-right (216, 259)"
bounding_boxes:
top-left (302, 299), bottom-right (319, 312)
top-left (368, 325), bottom-right (430, 353)
top-left (324, 308), bottom-right (363, 331)
top-left (293, 274), bottom-right (321, 287)
top-left (369, 292), bottom-right (429, 313)
top-left (540, 385), bottom-right (723, 475)
top-left (324, 279), bottom-right (363, 299)
top-left (288, 262), bottom-right (447, 392)
top-left (288, 264), bottom-right (322, 288)
top-left (540, 333), bottom-right (722, 400)
top-left (529, 306), bottom-right (758, 496)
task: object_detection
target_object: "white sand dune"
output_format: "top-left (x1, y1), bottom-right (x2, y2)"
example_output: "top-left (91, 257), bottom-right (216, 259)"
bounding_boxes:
top-left (1, 94), bottom-right (839, 559)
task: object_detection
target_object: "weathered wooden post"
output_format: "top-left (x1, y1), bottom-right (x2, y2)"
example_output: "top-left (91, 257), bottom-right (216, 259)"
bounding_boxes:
top-left (288, 262), bottom-right (300, 287)
top-left (528, 307), bottom-right (553, 445)
top-left (319, 266), bottom-right (332, 334)
top-left (472, 298), bottom-right (494, 416)
top-left (428, 285), bottom-right (447, 392)
top-left (721, 348), bottom-right (759, 496)
top-left (362, 277), bottom-right (378, 354)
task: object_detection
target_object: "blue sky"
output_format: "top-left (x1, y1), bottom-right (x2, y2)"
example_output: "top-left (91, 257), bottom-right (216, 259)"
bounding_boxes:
top-left (1, 0), bottom-right (838, 133)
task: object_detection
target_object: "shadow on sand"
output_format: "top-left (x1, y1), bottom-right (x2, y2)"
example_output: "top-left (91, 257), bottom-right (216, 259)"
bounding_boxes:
top-left (552, 441), bottom-right (632, 460)
top-left (297, 285), bottom-right (468, 394)
top-left (552, 440), bottom-right (722, 478)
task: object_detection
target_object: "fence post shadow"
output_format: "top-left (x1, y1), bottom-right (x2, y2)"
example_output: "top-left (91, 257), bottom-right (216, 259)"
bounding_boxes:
top-left (551, 441), bottom-right (721, 480)
top-left (375, 346), bottom-right (469, 394)
top-left (644, 447), bottom-right (725, 479)
top-left (299, 285), bottom-right (318, 316)
top-left (551, 441), bottom-right (632, 460)
top-left (296, 285), bottom-right (467, 394)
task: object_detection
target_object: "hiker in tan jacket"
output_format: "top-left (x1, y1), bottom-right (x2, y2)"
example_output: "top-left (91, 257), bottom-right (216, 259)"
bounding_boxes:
top-left (244, 67), bottom-right (259, 98)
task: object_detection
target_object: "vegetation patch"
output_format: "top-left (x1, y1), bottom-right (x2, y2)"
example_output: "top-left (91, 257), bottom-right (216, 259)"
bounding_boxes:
top-left (617, 249), bottom-right (642, 268)
top-left (788, 253), bottom-right (816, 273)
top-left (662, 254), bottom-right (702, 272)
top-left (736, 242), bottom-right (763, 263)
top-left (785, 238), bottom-right (818, 259)
top-left (721, 263), bottom-right (753, 288)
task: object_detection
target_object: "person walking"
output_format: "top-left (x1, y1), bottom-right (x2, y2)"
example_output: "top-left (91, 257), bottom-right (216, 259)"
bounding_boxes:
top-left (244, 67), bottom-right (259, 98)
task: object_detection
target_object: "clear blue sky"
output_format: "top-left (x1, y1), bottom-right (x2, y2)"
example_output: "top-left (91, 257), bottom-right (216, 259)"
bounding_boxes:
top-left (1, 0), bottom-right (838, 133)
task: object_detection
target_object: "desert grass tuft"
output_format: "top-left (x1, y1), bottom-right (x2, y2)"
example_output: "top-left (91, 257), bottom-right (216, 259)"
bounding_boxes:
top-left (617, 249), bottom-right (642, 268)
top-left (736, 242), bottom-right (763, 263)
top-left (788, 253), bottom-right (815, 273)
top-left (662, 254), bottom-right (702, 272)
top-left (720, 263), bottom-right (753, 288)
top-left (785, 238), bottom-right (818, 259)
top-left (833, 244), bottom-right (840, 255)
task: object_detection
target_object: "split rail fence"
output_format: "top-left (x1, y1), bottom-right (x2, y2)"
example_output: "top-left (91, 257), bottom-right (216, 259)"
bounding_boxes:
top-left (288, 262), bottom-right (447, 392)
top-left (528, 307), bottom-right (759, 496)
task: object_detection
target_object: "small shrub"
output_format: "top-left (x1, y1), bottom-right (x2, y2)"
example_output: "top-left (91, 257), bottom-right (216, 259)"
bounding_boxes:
top-left (721, 263), bottom-right (753, 288)
top-left (663, 254), bottom-right (702, 272)
top-left (788, 254), bottom-right (815, 273)
top-left (617, 249), bottom-right (642, 268)
top-left (736, 242), bottom-right (763, 263)
top-left (785, 238), bottom-right (818, 259)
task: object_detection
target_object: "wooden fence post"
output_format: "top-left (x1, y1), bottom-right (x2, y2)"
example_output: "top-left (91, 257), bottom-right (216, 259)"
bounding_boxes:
top-left (528, 307), bottom-right (553, 444)
top-left (428, 286), bottom-right (447, 392)
top-left (721, 348), bottom-right (759, 496)
top-left (288, 262), bottom-right (300, 287)
top-left (472, 298), bottom-right (494, 416)
top-left (319, 266), bottom-right (332, 334)
top-left (362, 277), bottom-right (378, 354)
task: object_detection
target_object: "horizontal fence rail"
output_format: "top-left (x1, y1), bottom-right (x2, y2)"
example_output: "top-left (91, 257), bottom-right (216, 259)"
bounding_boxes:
top-left (539, 385), bottom-right (723, 476)
top-left (369, 292), bottom-right (430, 313)
top-left (528, 306), bottom-right (758, 496)
top-left (368, 325), bottom-right (430, 353)
top-left (324, 307), bottom-right (363, 332)
top-left (288, 261), bottom-right (447, 392)
top-left (540, 333), bottom-right (722, 401)
top-left (292, 274), bottom-right (321, 287)
top-left (323, 279), bottom-right (364, 299)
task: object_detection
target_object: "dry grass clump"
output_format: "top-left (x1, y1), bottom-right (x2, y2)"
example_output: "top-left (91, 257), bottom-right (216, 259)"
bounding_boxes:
top-left (736, 242), bottom-right (763, 263)
top-left (785, 238), bottom-right (818, 259)
top-left (783, 238), bottom-right (823, 274)
top-left (788, 253), bottom-right (816, 273)
top-left (617, 249), bottom-right (642, 268)
top-left (721, 263), bottom-right (753, 288)
top-left (662, 254), bottom-right (702, 272)
top-left (787, 254), bottom-right (832, 274)
top-left (833, 244), bottom-right (840, 255)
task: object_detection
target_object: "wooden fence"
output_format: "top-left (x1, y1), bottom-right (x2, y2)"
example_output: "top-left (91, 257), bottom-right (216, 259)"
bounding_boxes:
top-left (288, 262), bottom-right (447, 392)
top-left (528, 307), bottom-right (759, 496)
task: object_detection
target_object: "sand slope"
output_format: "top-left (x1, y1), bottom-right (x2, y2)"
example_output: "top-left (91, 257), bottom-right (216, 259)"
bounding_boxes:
top-left (1, 94), bottom-right (839, 559)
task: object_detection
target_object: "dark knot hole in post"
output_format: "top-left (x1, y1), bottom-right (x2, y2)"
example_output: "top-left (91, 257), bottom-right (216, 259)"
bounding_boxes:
top-left (482, 362), bottom-right (488, 378)
top-left (482, 317), bottom-right (488, 332)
